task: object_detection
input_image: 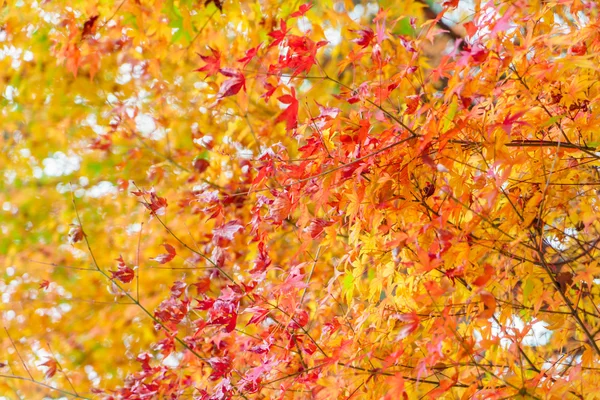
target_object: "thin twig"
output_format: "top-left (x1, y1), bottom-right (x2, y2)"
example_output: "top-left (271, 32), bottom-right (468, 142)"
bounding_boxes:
top-left (4, 327), bottom-right (33, 380)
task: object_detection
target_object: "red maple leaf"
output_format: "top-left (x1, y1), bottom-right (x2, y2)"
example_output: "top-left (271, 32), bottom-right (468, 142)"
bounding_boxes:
top-left (245, 306), bottom-right (270, 326)
top-left (151, 243), bottom-right (176, 264)
top-left (393, 311), bottom-right (420, 340)
top-left (204, 0), bottom-right (223, 11)
top-left (68, 224), bottom-right (86, 245)
top-left (132, 189), bottom-right (168, 216)
top-left (261, 81), bottom-right (277, 102)
top-left (195, 47), bottom-right (221, 77)
top-left (283, 35), bottom-right (328, 76)
top-left (250, 241), bottom-right (271, 274)
top-left (39, 280), bottom-right (50, 290)
top-left (217, 68), bottom-right (246, 99)
top-left (237, 44), bottom-right (261, 67)
top-left (290, 3), bottom-right (313, 18)
top-left (212, 220), bottom-right (244, 245)
top-left (81, 15), bottom-right (99, 40)
top-left (111, 255), bottom-right (135, 283)
top-left (208, 357), bottom-right (232, 380)
top-left (275, 87), bottom-right (299, 130)
top-left (443, 0), bottom-right (459, 8)
top-left (350, 27), bottom-right (375, 48)
top-left (268, 19), bottom-right (289, 48)
top-left (499, 110), bottom-right (528, 134)
top-left (40, 358), bottom-right (58, 379)
top-left (268, 192), bottom-right (292, 224)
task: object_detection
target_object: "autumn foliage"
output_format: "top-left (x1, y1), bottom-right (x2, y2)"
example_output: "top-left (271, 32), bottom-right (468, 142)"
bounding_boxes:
top-left (3, 0), bottom-right (600, 398)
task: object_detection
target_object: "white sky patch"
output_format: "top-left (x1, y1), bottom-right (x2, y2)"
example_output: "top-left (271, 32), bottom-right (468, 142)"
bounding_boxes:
top-left (162, 352), bottom-right (182, 368)
top-left (324, 26), bottom-right (342, 46)
top-left (116, 63), bottom-right (133, 85)
top-left (135, 113), bottom-right (165, 140)
top-left (42, 152), bottom-right (81, 177)
top-left (193, 135), bottom-right (213, 148)
top-left (299, 79), bottom-right (312, 93)
top-left (3, 85), bottom-right (17, 102)
top-left (546, 227), bottom-right (578, 252)
top-left (223, 136), bottom-right (253, 160)
top-left (85, 365), bottom-right (101, 386)
top-left (348, 4), bottom-right (365, 22)
top-left (84, 113), bottom-right (106, 135)
top-left (297, 17), bottom-right (312, 33)
top-left (491, 314), bottom-right (552, 348)
top-left (126, 223), bottom-right (142, 235)
top-left (442, 0), bottom-right (475, 29)
top-left (23, 50), bottom-right (33, 62)
top-left (86, 181), bottom-right (117, 198)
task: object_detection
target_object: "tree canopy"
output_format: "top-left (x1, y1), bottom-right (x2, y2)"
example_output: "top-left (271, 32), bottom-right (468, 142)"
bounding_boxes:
top-left (2, 0), bottom-right (600, 398)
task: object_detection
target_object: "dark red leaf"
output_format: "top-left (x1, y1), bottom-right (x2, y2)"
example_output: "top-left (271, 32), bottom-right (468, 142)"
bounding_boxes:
top-left (351, 27), bottom-right (375, 48)
top-left (68, 224), bottom-right (86, 245)
top-left (111, 255), bottom-right (135, 283)
top-left (81, 15), bottom-right (99, 39)
top-left (217, 68), bottom-right (246, 98)
top-left (205, 0), bottom-right (223, 11)
top-left (192, 158), bottom-right (210, 173)
top-left (151, 243), bottom-right (176, 264)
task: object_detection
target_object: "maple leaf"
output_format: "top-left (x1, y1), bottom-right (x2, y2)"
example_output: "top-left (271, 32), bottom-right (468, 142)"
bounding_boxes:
top-left (287, 309), bottom-right (309, 329)
top-left (463, 21), bottom-right (478, 37)
top-left (245, 306), bottom-right (270, 326)
top-left (275, 87), bottom-right (299, 130)
top-left (39, 358), bottom-right (58, 379)
top-left (132, 189), bottom-right (168, 216)
top-left (261, 81), bottom-right (277, 102)
top-left (268, 192), bottom-right (292, 224)
top-left (111, 255), bottom-right (135, 283)
top-left (268, 19), bottom-right (289, 48)
top-left (39, 280), bottom-right (50, 290)
top-left (479, 292), bottom-right (496, 319)
top-left (393, 312), bottom-right (420, 340)
top-left (250, 241), bottom-right (271, 274)
top-left (472, 264), bottom-right (494, 286)
top-left (205, 0), bottom-right (223, 12)
top-left (192, 277), bottom-right (211, 294)
top-left (81, 15), bottom-right (99, 40)
top-left (155, 297), bottom-right (190, 326)
top-left (151, 243), bottom-right (177, 264)
top-left (208, 297), bottom-right (239, 332)
top-left (499, 110), bottom-right (528, 134)
top-left (443, 0), bottom-right (459, 8)
top-left (237, 44), bottom-right (261, 67)
top-left (212, 220), bottom-right (244, 245)
top-left (195, 47), bottom-right (221, 77)
top-left (383, 374), bottom-right (407, 400)
top-left (350, 27), bottom-right (375, 48)
top-left (217, 68), bottom-right (246, 99)
top-left (68, 224), bottom-right (86, 245)
top-left (290, 3), bottom-right (313, 18)
top-left (192, 157), bottom-right (210, 173)
top-left (305, 218), bottom-right (333, 238)
top-left (405, 95), bottom-right (419, 114)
